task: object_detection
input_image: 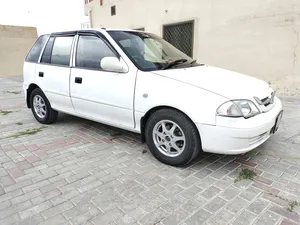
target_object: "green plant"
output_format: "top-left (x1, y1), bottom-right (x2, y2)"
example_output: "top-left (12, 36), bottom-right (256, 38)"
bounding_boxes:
top-left (16, 122), bottom-right (23, 125)
top-left (0, 110), bottom-right (12, 116)
top-left (288, 201), bottom-right (300, 212)
top-left (234, 168), bottom-right (257, 183)
top-left (7, 91), bottom-right (21, 94)
top-left (2, 126), bottom-right (46, 139)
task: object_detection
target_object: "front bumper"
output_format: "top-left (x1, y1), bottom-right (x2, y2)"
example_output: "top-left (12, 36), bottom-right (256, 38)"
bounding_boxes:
top-left (197, 97), bottom-right (283, 155)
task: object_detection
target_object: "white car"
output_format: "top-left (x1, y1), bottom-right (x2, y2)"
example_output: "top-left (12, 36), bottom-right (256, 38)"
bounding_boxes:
top-left (23, 28), bottom-right (283, 166)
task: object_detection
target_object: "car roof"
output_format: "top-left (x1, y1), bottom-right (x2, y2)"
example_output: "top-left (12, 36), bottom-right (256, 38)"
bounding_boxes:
top-left (46, 28), bottom-right (147, 36)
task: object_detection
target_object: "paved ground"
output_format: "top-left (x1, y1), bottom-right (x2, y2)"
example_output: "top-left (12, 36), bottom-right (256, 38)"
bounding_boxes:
top-left (0, 76), bottom-right (300, 225)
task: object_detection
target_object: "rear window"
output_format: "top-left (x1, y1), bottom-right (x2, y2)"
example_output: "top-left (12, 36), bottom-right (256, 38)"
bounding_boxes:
top-left (25, 35), bottom-right (49, 63)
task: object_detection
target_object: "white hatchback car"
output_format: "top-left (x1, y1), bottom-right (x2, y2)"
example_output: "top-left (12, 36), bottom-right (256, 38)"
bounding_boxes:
top-left (23, 28), bottom-right (283, 166)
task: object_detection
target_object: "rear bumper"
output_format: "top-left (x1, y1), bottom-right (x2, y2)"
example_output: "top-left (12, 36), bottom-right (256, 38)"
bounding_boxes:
top-left (197, 97), bottom-right (283, 155)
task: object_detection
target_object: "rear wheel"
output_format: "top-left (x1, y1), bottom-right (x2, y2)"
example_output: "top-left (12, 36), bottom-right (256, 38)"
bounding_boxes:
top-left (30, 88), bottom-right (58, 124)
top-left (145, 108), bottom-right (201, 166)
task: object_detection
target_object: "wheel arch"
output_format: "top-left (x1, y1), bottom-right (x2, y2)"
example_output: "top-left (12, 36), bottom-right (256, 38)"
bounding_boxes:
top-left (140, 105), bottom-right (201, 144)
top-left (26, 83), bottom-right (40, 108)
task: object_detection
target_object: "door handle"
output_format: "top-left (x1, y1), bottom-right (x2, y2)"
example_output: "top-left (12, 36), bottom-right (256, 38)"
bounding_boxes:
top-left (39, 72), bottom-right (44, 77)
top-left (75, 77), bottom-right (82, 84)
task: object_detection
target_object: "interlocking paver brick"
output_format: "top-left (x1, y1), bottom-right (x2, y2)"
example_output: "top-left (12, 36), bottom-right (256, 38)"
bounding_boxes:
top-left (194, 168), bottom-right (213, 179)
top-left (15, 171), bottom-right (41, 183)
top-left (92, 207), bottom-right (124, 225)
top-left (254, 210), bottom-right (281, 225)
top-left (0, 200), bottom-right (11, 211)
top-left (19, 201), bottom-right (53, 220)
top-left (70, 207), bottom-right (100, 225)
top-left (181, 196), bottom-right (207, 213)
top-left (22, 179), bottom-right (50, 193)
top-left (204, 196), bottom-right (228, 213)
top-left (178, 176), bottom-right (200, 189)
top-left (0, 213), bottom-right (21, 225)
top-left (141, 184), bottom-right (165, 200)
top-left (220, 186), bottom-right (241, 200)
top-left (162, 208), bottom-right (189, 225)
top-left (48, 171), bottom-right (74, 183)
top-left (17, 214), bottom-right (45, 225)
top-left (280, 219), bottom-right (299, 225)
top-left (32, 170), bottom-right (57, 183)
top-left (0, 189), bottom-right (23, 203)
top-left (269, 205), bottom-right (300, 223)
top-left (196, 176), bottom-right (218, 189)
top-left (0, 175), bottom-right (15, 187)
top-left (247, 198), bottom-right (270, 215)
top-left (116, 207), bottom-right (146, 225)
top-left (42, 200), bottom-right (74, 219)
top-left (231, 210), bottom-right (258, 225)
top-left (63, 201), bottom-right (95, 220)
top-left (5, 179), bottom-right (32, 192)
top-left (11, 189), bottom-right (41, 205)
top-left (206, 209), bottom-right (235, 225)
top-left (40, 180), bottom-right (68, 193)
top-left (7, 166), bottom-right (25, 178)
top-left (0, 200), bottom-right (32, 219)
top-left (185, 208), bottom-right (212, 225)
top-left (93, 189), bottom-right (125, 212)
top-left (200, 185), bottom-right (221, 200)
top-left (138, 208), bottom-right (167, 225)
top-left (1, 77), bottom-right (300, 225)
top-left (39, 214), bottom-right (67, 225)
top-left (160, 195), bottom-right (187, 213)
top-left (225, 197), bottom-right (249, 214)
top-left (50, 189), bottom-right (79, 206)
top-left (0, 168), bottom-right (8, 177)
top-left (140, 194), bottom-right (167, 213)
top-left (179, 185), bottom-right (203, 200)
top-left (240, 186), bottom-right (262, 201)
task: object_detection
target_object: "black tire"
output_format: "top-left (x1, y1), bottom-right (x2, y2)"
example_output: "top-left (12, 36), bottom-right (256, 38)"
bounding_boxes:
top-left (145, 108), bottom-right (201, 166)
top-left (30, 88), bottom-right (58, 124)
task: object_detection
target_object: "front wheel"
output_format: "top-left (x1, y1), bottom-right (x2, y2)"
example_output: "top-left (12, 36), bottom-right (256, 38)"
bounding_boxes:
top-left (30, 88), bottom-right (58, 124)
top-left (145, 109), bottom-right (201, 166)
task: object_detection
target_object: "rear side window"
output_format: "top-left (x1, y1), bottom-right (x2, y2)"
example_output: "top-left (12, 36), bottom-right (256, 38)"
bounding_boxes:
top-left (41, 37), bottom-right (55, 64)
top-left (76, 35), bottom-right (115, 69)
top-left (25, 35), bottom-right (49, 63)
top-left (51, 36), bottom-right (74, 66)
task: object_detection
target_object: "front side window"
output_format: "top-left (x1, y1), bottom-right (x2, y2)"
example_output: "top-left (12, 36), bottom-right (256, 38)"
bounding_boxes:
top-left (76, 35), bottom-right (115, 70)
top-left (25, 35), bottom-right (49, 63)
top-left (108, 31), bottom-right (198, 71)
top-left (51, 36), bottom-right (74, 66)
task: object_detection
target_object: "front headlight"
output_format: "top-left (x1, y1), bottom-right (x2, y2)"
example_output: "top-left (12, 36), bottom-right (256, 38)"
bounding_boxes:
top-left (217, 100), bottom-right (260, 118)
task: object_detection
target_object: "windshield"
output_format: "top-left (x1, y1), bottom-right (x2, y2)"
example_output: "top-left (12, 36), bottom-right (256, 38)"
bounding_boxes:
top-left (108, 30), bottom-right (198, 71)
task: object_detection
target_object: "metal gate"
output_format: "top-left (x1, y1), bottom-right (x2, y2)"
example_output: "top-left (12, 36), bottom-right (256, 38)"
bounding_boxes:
top-left (163, 20), bottom-right (194, 57)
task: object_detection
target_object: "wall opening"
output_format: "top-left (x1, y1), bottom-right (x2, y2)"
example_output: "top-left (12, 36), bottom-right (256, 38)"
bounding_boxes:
top-left (111, 5), bottom-right (116, 16)
top-left (163, 20), bottom-right (194, 57)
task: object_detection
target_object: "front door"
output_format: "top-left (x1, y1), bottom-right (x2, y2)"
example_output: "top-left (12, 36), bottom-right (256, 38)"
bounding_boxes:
top-left (70, 34), bottom-right (136, 129)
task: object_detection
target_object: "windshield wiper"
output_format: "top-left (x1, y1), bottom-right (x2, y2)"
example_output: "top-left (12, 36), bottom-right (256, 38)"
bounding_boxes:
top-left (162, 59), bottom-right (188, 70)
top-left (190, 59), bottom-right (197, 64)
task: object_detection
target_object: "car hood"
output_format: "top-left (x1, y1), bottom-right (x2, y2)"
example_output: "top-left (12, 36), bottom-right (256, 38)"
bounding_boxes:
top-left (151, 65), bottom-right (270, 100)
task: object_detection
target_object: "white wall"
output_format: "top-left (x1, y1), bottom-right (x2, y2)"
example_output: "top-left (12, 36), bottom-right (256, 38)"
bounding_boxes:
top-left (85, 0), bottom-right (300, 96)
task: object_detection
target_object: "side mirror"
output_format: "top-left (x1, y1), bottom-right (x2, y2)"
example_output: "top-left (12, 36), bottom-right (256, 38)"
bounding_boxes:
top-left (100, 57), bottom-right (127, 73)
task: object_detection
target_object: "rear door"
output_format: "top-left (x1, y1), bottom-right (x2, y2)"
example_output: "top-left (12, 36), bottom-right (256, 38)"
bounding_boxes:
top-left (36, 34), bottom-right (75, 113)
